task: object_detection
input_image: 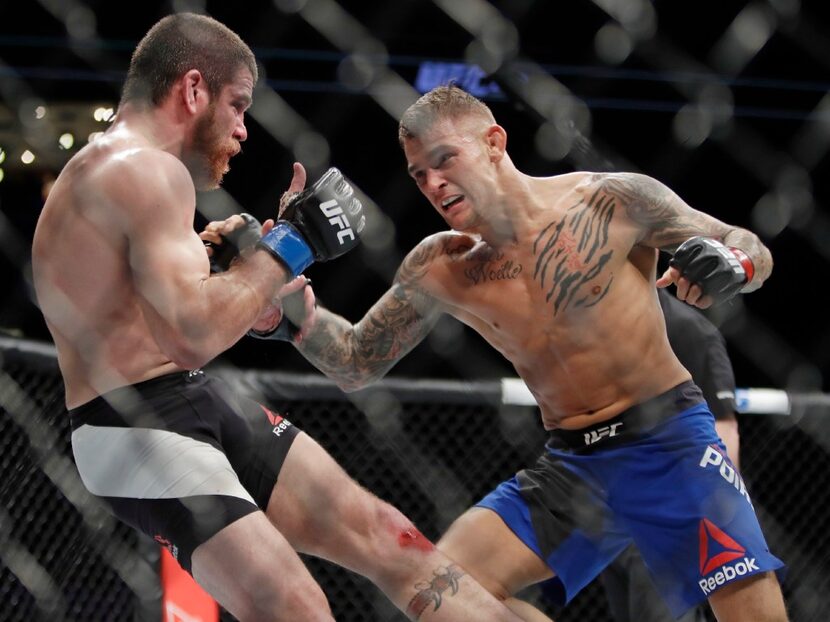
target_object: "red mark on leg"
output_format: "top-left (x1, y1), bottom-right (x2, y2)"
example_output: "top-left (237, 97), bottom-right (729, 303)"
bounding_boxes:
top-left (398, 527), bottom-right (435, 553)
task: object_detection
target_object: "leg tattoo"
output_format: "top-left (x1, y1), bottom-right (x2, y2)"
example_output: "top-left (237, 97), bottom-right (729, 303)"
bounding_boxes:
top-left (406, 564), bottom-right (466, 619)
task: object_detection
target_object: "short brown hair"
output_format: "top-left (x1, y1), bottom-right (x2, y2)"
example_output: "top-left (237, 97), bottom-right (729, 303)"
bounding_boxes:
top-left (121, 13), bottom-right (257, 106)
top-left (398, 85), bottom-right (496, 147)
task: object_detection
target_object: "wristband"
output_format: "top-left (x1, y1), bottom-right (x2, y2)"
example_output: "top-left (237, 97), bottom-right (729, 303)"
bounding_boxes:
top-left (728, 247), bottom-right (755, 285)
top-left (256, 223), bottom-right (315, 279)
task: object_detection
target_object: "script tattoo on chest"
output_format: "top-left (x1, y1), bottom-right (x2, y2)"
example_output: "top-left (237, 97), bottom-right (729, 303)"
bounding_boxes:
top-left (533, 189), bottom-right (615, 314)
top-left (463, 248), bottom-right (523, 285)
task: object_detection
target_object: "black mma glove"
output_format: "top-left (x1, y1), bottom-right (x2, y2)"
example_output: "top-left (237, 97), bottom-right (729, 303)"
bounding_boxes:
top-left (257, 168), bottom-right (366, 278)
top-left (669, 237), bottom-right (755, 304)
top-left (206, 213), bottom-right (262, 273)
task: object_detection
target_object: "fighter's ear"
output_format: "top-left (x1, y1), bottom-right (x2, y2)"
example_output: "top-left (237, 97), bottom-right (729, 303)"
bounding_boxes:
top-left (485, 124), bottom-right (507, 161)
top-left (180, 69), bottom-right (208, 114)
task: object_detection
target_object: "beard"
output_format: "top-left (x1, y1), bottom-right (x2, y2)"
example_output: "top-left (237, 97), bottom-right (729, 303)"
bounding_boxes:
top-left (185, 104), bottom-right (239, 191)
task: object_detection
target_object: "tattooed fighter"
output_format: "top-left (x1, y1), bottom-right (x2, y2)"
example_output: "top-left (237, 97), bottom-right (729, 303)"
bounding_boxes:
top-left (216, 85), bottom-right (786, 621)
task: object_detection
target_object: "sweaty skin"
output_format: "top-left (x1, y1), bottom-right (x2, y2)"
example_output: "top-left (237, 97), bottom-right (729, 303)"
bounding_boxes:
top-left (32, 66), bottom-right (287, 409)
top-left (289, 115), bottom-right (771, 430)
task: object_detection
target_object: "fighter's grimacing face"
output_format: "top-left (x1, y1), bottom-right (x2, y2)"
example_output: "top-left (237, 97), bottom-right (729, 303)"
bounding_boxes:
top-left (403, 116), bottom-right (495, 232)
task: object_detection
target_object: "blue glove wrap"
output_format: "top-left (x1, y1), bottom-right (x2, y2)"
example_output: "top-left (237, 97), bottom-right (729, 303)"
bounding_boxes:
top-left (257, 222), bottom-right (315, 278)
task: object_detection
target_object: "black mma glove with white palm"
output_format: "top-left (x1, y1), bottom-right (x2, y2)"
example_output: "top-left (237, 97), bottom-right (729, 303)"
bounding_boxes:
top-left (669, 237), bottom-right (755, 304)
top-left (256, 167), bottom-right (366, 278)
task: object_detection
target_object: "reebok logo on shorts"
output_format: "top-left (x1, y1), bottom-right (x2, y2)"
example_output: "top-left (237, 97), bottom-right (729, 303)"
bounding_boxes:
top-left (699, 518), bottom-right (744, 574)
top-left (260, 405), bottom-right (293, 437)
top-left (698, 445), bottom-right (752, 505)
top-left (697, 518), bottom-right (758, 595)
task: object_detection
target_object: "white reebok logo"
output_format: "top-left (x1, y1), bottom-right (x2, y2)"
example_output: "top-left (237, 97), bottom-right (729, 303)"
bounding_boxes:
top-left (699, 445), bottom-right (752, 505)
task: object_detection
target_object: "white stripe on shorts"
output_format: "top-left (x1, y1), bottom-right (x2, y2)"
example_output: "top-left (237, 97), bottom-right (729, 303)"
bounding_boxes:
top-left (71, 424), bottom-right (255, 504)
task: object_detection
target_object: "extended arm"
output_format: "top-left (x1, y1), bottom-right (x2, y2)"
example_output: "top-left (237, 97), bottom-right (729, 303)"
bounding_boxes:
top-left (296, 240), bottom-right (447, 391)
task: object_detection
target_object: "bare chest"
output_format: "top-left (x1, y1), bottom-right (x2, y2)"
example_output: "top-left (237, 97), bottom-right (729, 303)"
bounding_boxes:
top-left (443, 213), bottom-right (624, 324)
top-left (440, 247), bottom-right (554, 354)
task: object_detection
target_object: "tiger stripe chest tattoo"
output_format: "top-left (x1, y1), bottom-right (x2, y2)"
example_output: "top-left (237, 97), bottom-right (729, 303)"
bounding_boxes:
top-left (533, 188), bottom-right (616, 315)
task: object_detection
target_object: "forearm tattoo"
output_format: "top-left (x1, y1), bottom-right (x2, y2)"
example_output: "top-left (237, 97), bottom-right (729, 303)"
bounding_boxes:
top-left (406, 565), bottom-right (466, 620)
top-left (298, 238), bottom-right (447, 390)
top-left (298, 287), bottom-right (432, 390)
top-left (721, 228), bottom-right (774, 287)
top-left (533, 189), bottom-right (615, 315)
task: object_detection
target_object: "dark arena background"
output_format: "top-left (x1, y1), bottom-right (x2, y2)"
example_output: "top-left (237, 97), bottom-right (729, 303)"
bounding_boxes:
top-left (1, 1), bottom-right (829, 621)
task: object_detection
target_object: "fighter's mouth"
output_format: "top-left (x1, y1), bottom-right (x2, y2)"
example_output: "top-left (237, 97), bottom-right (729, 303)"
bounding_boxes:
top-left (441, 195), bottom-right (464, 211)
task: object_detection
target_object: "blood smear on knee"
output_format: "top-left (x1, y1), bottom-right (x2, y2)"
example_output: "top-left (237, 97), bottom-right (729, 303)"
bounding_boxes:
top-left (398, 527), bottom-right (435, 552)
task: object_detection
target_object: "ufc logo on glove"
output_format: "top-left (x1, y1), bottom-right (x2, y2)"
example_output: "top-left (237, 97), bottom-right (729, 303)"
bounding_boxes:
top-left (257, 167), bottom-right (367, 278)
top-left (320, 199), bottom-right (355, 245)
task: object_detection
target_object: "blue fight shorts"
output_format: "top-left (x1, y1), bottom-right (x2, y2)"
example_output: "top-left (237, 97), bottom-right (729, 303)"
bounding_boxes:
top-left (476, 381), bottom-right (784, 617)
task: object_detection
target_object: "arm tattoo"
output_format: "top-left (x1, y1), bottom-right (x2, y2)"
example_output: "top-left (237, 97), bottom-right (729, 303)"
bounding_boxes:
top-left (593, 173), bottom-right (730, 251)
top-left (721, 228), bottom-right (774, 289)
top-left (397, 234), bottom-right (468, 287)
top-left (352, 285), bottom-right (435, 372)
top-left (593, 173), bottom-right (773, 285)
top-left (297, 237), bottom-right (448, 390)
top-left (533, 189), bottom-right (615, 315)
top-left (298, 285), bottom-right (435, 391)
top-left (406, 565), bottom-right (466, 620)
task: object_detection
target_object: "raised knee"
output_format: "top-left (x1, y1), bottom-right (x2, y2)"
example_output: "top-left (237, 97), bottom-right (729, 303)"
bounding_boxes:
top-left (372, 501), bottom-right (435, 556)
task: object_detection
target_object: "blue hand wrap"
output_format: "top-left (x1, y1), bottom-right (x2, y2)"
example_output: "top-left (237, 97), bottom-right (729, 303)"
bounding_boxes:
top-left (256, 223), bottom-right (314, 278)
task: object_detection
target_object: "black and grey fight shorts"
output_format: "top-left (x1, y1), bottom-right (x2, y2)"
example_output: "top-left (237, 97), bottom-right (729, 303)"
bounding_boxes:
top-left (68, 370), bottom-right (300, 572)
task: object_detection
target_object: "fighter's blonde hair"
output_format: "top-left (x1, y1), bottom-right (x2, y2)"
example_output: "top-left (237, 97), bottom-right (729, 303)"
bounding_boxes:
top-left (398, 85), bottom-right (496, 147)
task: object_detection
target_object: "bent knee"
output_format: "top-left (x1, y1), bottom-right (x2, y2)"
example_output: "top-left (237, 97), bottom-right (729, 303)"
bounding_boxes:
top-left (370, 500), bottom-right (435, 557)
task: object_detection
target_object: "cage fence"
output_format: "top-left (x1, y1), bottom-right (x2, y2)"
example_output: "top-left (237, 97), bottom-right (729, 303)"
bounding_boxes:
top-left (1, 337), bottom-right (829, 622)
top-left (0, 1), bottom-right (828, 621)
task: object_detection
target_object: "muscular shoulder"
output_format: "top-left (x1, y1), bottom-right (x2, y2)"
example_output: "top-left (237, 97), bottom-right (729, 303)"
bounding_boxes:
top-left (568, 172), bottom-right (672, 216)
top-left (572, 172), bottom-right (729, 249)
top-left (396, 231), bottom-right (477, 288)
top-left (573, 171), bottom-right (658, 194)
top-left (98, 148), bottom-right (194, 209)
